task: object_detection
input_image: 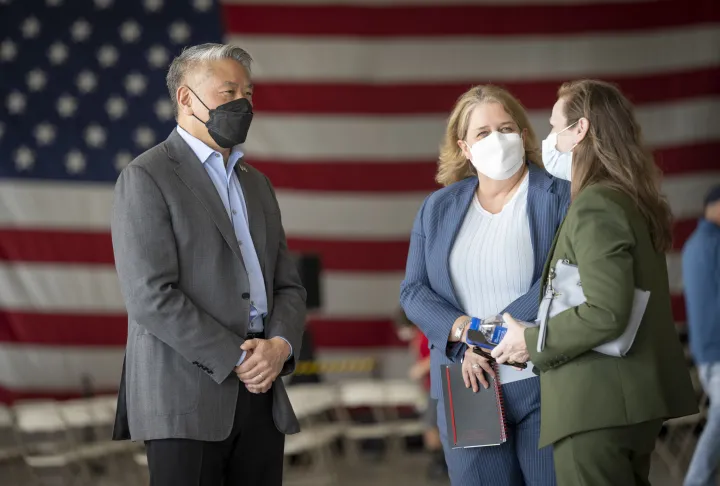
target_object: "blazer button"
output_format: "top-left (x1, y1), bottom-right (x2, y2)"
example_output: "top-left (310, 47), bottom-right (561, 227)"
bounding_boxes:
top-left (242, 292), bottom-right (250, 300)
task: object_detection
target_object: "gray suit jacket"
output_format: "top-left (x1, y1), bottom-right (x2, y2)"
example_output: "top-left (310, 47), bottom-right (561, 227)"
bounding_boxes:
top-left (111, 129), bottom-right (306, 442)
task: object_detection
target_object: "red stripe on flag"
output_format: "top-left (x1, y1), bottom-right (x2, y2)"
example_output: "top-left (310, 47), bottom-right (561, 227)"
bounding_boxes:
top-left (0, 311), bottom-right (404, 348)
top-left (672, 294), bottom-right (687, 324)
top-left (252, 159), bottom-right (439, 193)
top-left (308, 317), bottom-right (403, 348)
top-left (673, 219), bottom-right (697, 251)
top-left (0, 229), bottom-right (114, 265)
top-left (222, 1), bottom-right (719, 37)
top-left (0, 223), bottom-right (697, 270)
top-left (288, 238), bottom-right (410, 272)
top-left (0, 312), bottom-right (127, 347)
top-left (656, 142), bottom-right (720, 175)
top-left (249, 143), bottom-right (719, 193)
top-left (256, 68), bottom-right (720, 114)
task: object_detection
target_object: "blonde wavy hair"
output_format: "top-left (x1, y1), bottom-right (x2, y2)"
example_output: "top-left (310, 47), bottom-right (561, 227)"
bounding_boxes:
top-left (436, 85), bottom-right (542, 187)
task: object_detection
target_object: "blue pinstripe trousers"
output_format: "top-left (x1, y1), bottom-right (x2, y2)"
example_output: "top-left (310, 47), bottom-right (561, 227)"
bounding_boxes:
top-left (437, 376), bottom-right (556, 486)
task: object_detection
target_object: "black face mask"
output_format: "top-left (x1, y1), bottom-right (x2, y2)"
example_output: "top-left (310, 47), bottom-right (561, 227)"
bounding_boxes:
top-left (188, 87), bottom-right (253, 148)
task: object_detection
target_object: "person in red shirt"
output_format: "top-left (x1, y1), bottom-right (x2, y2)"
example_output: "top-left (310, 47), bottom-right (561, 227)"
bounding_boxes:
top-left (395, 309), bottom-right (448, 480)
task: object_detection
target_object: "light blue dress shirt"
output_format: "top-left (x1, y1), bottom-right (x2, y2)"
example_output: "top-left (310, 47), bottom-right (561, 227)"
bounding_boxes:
top-left (177, 126), bottom-right (290, 366)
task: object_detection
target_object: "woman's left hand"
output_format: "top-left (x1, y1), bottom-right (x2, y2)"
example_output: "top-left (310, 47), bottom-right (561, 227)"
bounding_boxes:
top-left (491, 313), bottom-right (530, 365)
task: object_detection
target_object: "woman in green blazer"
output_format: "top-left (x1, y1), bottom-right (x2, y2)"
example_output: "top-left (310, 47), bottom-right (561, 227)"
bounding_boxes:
top-left (491, 79), bottom-right (698, 486)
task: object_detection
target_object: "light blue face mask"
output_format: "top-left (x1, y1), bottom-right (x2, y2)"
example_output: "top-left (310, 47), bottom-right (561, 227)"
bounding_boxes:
top-left (541, 121), bottom-right (578, 181)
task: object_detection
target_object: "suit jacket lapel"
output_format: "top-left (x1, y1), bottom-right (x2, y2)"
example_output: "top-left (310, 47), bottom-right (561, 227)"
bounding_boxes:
top-left (440, 179), bottom-right (476, 310)
top-left (235, 159), bottom-right (267, 276)
top-left (526, 164), bottom-right (558, 283)
top-left (167, 130), bottom-right (246, 267)
top-left (526, 164), bottom-right (566, 292)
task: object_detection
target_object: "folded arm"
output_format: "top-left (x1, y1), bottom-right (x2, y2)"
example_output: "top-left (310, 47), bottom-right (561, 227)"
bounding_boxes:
top-left (112, 166), bottom-right (245, 384)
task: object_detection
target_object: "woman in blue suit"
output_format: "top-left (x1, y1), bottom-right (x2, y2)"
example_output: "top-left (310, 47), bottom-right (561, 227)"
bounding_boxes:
top-left (400, 85), bottom-right (570, 486)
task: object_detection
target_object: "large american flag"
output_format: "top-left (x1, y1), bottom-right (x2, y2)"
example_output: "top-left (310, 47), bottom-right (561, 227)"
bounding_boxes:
top-left (0, 0), bottom-right (718, 402)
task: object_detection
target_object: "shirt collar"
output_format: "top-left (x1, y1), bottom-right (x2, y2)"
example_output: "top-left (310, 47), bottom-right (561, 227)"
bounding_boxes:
top-left (176, 125), bottom-right (245, 169)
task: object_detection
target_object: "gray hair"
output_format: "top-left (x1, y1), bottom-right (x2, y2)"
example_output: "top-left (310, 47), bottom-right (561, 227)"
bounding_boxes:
top-left (166, 43), bottom-right (253, 118)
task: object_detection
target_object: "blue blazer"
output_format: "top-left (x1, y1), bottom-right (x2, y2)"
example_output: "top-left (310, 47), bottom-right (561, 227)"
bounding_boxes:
top-left (400, 164), bottom-right (571, 398)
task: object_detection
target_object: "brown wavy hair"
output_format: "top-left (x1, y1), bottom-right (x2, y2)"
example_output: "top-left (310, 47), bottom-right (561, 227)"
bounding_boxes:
top-left (436, 85), bottom-right (542, 187)
top-left (559, 79), bottom-right (673, 252)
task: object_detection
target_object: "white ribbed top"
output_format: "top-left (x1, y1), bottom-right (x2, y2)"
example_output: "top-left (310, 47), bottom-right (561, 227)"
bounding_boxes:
top-left (449, 173), bottom-right (537, 384)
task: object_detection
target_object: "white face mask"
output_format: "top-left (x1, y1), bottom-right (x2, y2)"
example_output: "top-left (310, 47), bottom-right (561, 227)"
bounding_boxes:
top-left (541, 121), bottom-right (577, 181)
top-left (467, 132), bottom-right (524, 181)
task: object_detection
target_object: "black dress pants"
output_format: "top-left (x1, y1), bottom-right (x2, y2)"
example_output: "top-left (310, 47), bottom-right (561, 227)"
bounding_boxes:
top-left (145, 383), bottom-right (284, 486)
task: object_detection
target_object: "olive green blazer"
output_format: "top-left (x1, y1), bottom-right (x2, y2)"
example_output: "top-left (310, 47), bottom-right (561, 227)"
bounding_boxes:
top-left (525, 184), bottom-right (698, 448)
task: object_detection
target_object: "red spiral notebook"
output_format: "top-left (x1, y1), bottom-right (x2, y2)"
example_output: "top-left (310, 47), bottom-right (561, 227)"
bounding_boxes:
top-left (440, 363), bottom-right (508, 449)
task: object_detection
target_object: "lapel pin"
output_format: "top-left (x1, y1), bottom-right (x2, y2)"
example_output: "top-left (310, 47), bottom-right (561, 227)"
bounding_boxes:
top-left (239, 165), bottom-right (248, 172)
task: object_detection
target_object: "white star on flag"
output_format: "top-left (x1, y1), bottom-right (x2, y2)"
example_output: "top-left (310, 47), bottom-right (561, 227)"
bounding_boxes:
top-left (106, 96), bottom-right (128, 120)
top-left (125, 73), bottom-right (147, 96)
top-left (6, 91), bottom-right (26, 115)
top-left (71, 19), bottom-right (92, 43)
top-left (76, 71), bottom-right (98, 94)
top-left (65, 150), bottom-right (87, 174)
top-left (84, 124), bottom-right (107, 148)
top-left (193, 0), bottom-right (212, 12)
top-left (97, 45), bottom-right (119, 68)
top-left (56, 94), bottom-right (78, 118)
top-left (47, 42), bottom-right (68, 65)
top-left (14, 146), bottom-right (35, 171)
top-left (34, 123), bottom-right (57, 146)
top-left (26, 69), bottom-right (47, 92)
top-left (168, 21), bottom-right (191, 44)
top-left (144, 0), bottom-right (163, 12)
top-left (0, 39), bottom-right (18, 62)
top-left (21, 17), bottom-right (41, 39)
top-left (154, 99), bottom-right (174, 121)
top-left (147, 45), bottom-right (169, 69)
top-left (134, 126), bottom-right (156, 148)
top-left (119, 20), bottom-right (142, 43)
top-left (115, 151), bottom-right (133, 172)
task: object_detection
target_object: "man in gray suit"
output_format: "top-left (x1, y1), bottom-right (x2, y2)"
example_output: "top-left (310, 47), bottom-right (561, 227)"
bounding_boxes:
top-left (111, 43), bottom-right (306, 486)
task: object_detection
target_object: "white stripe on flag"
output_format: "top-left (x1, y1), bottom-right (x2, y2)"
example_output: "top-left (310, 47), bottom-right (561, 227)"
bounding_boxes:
top-left (0, 344), bottom-right (124, 390)
top-left (0, 180), bottom-right (113, 230)
top-left (229, 26), bottom-right (720, 82)
top-left (0, 264), bottom-right (406, 317)
top-left (244, 98), bottom-right (720, 160)
top-left (1, 174), bottom-right (717, 234)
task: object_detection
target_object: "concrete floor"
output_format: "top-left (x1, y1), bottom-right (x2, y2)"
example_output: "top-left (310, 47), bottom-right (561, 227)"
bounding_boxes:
top-left (289, 451), bottom-right (685, 486)
top-left (1, 449), bottom-right (686, 485)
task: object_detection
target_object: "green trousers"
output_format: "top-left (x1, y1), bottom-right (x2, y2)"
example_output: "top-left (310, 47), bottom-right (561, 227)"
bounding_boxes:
top-left (552, 420), bottom-right (664, 486)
